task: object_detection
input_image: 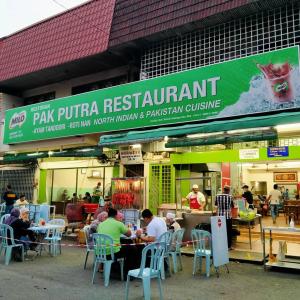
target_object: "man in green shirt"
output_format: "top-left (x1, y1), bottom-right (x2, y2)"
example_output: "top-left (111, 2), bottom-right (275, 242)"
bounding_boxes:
top-left (97, 208), bottom-right (138, 276)
top-left (97, 208), bottom-right (131, 253)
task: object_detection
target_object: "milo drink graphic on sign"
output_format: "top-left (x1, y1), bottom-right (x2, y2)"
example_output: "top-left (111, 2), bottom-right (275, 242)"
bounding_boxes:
top-left (257, 62), bottom-right (293, 102)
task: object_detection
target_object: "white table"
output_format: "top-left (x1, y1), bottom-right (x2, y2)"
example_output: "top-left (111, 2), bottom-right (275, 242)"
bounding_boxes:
top-left (29, 224), bottom-right (64, 256)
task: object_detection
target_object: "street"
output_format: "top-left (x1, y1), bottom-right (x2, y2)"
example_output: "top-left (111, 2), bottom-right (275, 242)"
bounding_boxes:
top-left (0, 244), bottom-right (299, 300)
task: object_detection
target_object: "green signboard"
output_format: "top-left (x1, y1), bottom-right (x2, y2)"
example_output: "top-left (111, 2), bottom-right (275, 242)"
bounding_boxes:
top-left (4, 46), bottom-right (300, 144)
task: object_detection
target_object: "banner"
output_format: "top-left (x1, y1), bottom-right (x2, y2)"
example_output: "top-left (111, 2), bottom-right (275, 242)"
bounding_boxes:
top-left (4, 46), bottom-right (300, 144)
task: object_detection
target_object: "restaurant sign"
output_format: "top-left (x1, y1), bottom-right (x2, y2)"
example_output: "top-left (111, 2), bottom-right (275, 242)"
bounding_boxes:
top-left (267, 146), bottom-right (289, 157)
top-left (4, 46), bottom-right (300, 144)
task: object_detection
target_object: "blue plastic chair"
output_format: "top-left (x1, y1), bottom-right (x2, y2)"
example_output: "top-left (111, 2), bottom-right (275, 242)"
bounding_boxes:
top-left (0, 214), bottom-right (10, 224)
top-left (0, 224), bottom-right (24, 265)
top-left (157, 231), bottom-right (172, 279)
top-left (125, 242), bottom-right (165, 300)
top-left (92, 233), bottom-right (124, 287)
top-left (191, 229), bottom-right (212, 277)
top-left (83, 225), bottom-right (94, 269)
top-left (169, 229), bottom-right (185, 273)
top-left (0, 204), bottom-right (6, 218)
top-left (44, 219), bottom-right (65, 256)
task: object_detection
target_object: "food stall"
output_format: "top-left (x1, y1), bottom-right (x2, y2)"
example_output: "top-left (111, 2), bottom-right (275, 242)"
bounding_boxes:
top-left (111, 177), bottom-right (145, 210)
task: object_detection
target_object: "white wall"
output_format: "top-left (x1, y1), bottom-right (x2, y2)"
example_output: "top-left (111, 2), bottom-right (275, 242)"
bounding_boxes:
top-left (242, 167), bottom-right (300, 195)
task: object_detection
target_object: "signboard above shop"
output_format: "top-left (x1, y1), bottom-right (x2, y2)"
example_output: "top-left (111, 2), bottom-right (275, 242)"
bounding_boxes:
top-left (239, 149), bottom-right (260, 160)
top-left (267, 146), bottom-right (289, 157)
top-left (4, 46), bottom-right (300, 144)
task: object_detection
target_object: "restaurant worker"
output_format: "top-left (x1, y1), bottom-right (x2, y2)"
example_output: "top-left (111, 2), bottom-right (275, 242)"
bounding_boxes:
top-left (242, 185), bottom-right (254, 209)
top-left (184, 184), bottom-right (206, 210)
top-left (97, 208), bottom-right (138, 275)
top-left (136, 209), bottom-right (167, 242)
top-left (215, 185), bottom-right (234, 250)
top-left (14, 194), bottom-right (29, 207)
top-left (3, 184), bottom-right (18, 214)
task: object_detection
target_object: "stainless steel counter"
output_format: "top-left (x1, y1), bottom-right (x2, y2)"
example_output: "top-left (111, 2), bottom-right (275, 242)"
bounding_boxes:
top-left (180, 211), bottom-right (214, 242)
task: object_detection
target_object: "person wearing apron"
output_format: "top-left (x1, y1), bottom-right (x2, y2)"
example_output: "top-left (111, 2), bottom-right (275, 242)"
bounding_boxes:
top-left (185, 184), bottom-right (206, 210)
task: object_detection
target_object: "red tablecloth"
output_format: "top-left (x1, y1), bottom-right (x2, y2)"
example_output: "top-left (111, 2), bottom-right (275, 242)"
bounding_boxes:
top-left (83, 203), bottom-right (99, 214)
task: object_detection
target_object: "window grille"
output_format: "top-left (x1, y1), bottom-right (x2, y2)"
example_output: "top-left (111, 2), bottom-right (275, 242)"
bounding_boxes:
top-left (141, 3), bottom-right (300, 78)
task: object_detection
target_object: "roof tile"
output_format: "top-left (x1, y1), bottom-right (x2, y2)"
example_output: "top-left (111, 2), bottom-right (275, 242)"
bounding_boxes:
top-left (109, 0), bottom-right (250, 46)
top-left (0, 0), bottom-right (116, 82)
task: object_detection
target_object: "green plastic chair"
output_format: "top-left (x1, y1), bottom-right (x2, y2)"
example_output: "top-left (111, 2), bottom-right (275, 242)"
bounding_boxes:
top-left (125, 242), bottom-right (165, 300)
top-left (191, 229), bottom-right (212, 277)
top-left (169, 229), bottom-right (185, 273)
top-left (0, 224), bottom-right (24, 265)
top-left (92, 233), bottom-right (124, 287)
top-left (157, 231), bottom-right (172, 279)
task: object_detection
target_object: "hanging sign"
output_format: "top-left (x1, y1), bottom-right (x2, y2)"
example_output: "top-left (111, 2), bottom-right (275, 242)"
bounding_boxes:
top-left (3, 46), bottom-right (300, 144)
top-left (119, 147), bottom-right (143, 164)
top-left (267, 146), bottom-right (289, 157)
top-left (239, 148), bottom-right (259, 159)
top-left (211, 216), bottom-right (229, 267)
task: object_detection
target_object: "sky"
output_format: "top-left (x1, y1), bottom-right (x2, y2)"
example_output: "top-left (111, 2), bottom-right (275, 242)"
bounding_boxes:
top-left (0, 0), bottom-right (90, 38)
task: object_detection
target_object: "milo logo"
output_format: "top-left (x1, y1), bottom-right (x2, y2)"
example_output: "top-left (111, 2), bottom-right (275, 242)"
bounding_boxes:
top-left (9, 111), bottom-right (26, 129)
top-left (274, 81), bottom-right (289, 94)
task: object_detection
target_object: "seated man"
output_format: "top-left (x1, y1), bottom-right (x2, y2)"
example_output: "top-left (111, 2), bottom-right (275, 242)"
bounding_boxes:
top-left (136, 209), bottom-right (167, 242)
top-left (14, 194), bottom-right (29, 207)
top-left (97, 208), bottom-right (138, 275)
top-left (166, 212), bottom-right (181, 232)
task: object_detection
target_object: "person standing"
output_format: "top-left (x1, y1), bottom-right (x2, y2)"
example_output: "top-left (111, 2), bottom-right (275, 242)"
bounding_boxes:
top-left (3, 185), bottom-right (18, 214)
top-left (267, 184), bottom-right (282, 224)
top-left (242, 185), bottom-right (254, 209)
top-left (184, 184), bottom-right (206, 210)
top-left (215, 185), bottom-right (234, 250)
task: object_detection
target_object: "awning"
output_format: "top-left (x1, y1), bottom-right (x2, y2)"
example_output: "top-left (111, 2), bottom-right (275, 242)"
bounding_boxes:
top-left (2, 146), bottom-right (103, 163)
top-left (99, 111), bottom-right (300, 146)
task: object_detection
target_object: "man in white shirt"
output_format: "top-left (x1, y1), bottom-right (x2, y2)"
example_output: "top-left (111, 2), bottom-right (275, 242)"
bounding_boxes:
top-left (267, 184), bottom-right (282, 224)
top-left (137, 209), bottom-right (167, 242)
top-left (14, 195), bottom-right (29, 207)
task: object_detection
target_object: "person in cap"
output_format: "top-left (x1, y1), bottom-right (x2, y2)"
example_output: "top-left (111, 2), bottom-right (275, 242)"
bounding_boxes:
top-left (242, 185), bottom-right (254, 209)
top-left (166, 212), bottom-right (181, 232)
top-left (215, 185), bottom-right (234, 250)
top-left (184, 184), bottom-right (206, 210)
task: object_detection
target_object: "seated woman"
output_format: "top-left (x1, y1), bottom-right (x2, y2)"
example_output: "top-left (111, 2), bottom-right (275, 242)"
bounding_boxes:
top-left (86, 212), bottom-right (108, 246)
top-left (4, 208), bottom-right (20, 226)
top-left (10, 207), bottom-right (37, 251)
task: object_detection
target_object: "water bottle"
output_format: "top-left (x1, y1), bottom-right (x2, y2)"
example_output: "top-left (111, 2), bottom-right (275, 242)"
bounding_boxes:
top-left (290, 216), bottom-right (295, 228)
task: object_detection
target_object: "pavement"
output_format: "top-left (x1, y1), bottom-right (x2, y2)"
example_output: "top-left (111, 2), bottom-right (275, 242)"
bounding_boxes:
top-left (0, 243), bottom-right (299, 300)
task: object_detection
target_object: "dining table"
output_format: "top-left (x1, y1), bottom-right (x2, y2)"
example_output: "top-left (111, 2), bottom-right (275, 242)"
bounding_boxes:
top-left (28, 223), bottom-right (64, 256)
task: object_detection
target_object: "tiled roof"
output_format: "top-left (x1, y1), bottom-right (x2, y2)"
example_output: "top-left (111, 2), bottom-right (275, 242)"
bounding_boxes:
top-left (109, 0), bottom-right (250, 46)
top-left (0, 0), bottom-right (116, 82)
